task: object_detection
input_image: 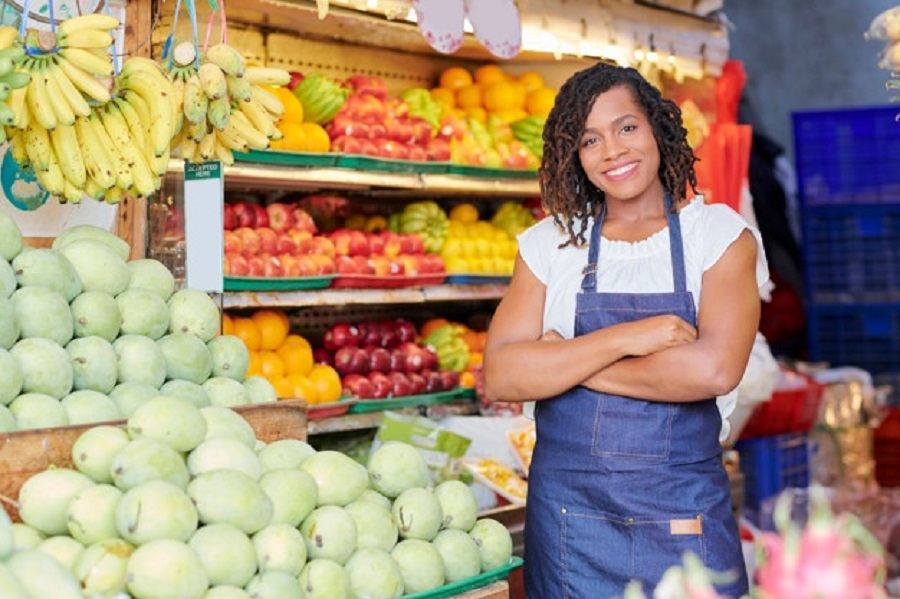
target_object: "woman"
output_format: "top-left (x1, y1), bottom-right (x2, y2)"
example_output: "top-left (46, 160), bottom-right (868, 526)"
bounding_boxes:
top-left (482, 62), bottom-right (768, 598)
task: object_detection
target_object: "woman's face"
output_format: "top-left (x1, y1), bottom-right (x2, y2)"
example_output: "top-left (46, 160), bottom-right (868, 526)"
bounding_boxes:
top-left (576, 85), bottom-right (663, 203)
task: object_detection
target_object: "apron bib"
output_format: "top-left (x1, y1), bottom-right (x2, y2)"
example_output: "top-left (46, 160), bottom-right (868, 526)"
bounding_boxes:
top-left (524, 196), bottom-right (749, 599)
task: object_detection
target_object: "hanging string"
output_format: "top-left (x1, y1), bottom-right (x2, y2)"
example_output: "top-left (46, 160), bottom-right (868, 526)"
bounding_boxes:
top-left (202, 0), bottom-right (227, 52)
top-left (163, 0), bottom-right (200, 69)
top-left (17, 0), bottom-right (31, 40)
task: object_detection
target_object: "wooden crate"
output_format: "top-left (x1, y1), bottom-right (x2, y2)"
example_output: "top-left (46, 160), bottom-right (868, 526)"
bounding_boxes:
top-left (456, 581), bottom-right (510, 599)
top-left (0, 401), bottom-right (307, 522)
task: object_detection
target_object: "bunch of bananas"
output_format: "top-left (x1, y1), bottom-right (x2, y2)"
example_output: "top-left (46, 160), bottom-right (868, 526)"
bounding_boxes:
top-left (167, 41), bottom-right (289, 165)
top-left (423, 324), bottom-right (471, 373)
top-left (510, 115), bottom-right (545, 160)
top-left (0, 26), bottom-right (31, 143)
top-left (490, 200), bottom-right (536, 238)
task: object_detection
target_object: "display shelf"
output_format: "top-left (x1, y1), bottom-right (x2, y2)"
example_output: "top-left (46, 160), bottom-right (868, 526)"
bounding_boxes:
top-left (307, 400), bottom-right (479, 435)
top-left (218, 284), bottom-right (508, 309)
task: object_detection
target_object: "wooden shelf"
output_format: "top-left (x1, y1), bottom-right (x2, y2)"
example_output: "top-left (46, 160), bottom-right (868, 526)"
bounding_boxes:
top-left (217, 284), bottom-right (507, 309)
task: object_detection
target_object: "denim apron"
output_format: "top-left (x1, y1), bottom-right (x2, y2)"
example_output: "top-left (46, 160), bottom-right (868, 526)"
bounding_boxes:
top-left (524, 196), bottom-right (748, 599)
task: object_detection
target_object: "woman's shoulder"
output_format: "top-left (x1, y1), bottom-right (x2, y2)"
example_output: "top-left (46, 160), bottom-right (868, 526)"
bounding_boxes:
top-left (517, 215), bottom-right (580, 247)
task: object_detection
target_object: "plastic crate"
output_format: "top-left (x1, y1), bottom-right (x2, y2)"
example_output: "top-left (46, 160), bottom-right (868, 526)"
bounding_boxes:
top-left (793, 106), bottom-right (900, 207)
top-left (735, 432), bottom-right (810, 513)
top-left (802, 205), bottom-right (900, 302)
top-left (807, 304), bottom-right (900, 397)
top-left (738, 370), bottom-right (825, 440)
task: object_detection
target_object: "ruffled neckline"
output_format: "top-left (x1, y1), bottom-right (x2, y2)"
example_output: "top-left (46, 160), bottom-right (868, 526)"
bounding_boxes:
top-left (590, 197), bottom-right (703, 259)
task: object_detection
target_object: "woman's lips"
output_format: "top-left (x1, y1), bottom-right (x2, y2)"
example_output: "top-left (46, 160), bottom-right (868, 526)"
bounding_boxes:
top-left (603, 161), bottom-right (638, 181)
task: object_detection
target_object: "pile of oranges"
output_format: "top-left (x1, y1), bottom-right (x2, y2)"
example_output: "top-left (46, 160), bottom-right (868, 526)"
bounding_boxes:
top-left (223, 308), bottom-right (342, 405)
top-left (264, 85), bottom-right (332, 154)
top-left (432, 64), bottom-right (557, 125)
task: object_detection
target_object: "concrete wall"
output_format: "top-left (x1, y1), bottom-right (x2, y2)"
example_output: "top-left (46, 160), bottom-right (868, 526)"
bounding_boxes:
top-left (723, 0), bottom-right (898, 159)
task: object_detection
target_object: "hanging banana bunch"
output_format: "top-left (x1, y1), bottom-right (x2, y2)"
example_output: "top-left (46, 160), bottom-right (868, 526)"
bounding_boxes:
top-left (167, 40), bottom-right (289, 165)
top-left (0, 26), bottom-right (31, 144)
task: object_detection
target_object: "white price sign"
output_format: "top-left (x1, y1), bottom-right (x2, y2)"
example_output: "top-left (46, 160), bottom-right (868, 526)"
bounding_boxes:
top-left (183, 162), bottom-right (223, 293)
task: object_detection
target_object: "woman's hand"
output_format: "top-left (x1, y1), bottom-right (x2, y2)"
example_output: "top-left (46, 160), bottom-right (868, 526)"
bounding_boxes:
top-left (610, 314), bottom-right (697, 357)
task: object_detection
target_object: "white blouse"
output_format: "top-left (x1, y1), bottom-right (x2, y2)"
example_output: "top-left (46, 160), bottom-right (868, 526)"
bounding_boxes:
top-left (516, 197), bottom-right (771, 440)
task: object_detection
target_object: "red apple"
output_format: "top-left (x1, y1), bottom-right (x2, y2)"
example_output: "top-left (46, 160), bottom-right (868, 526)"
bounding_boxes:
top-left (327, 115), bottom-right (371, 140)
top-left (440, 370), bottom-right (461, 390)
top-left (388, 259), bottom-right (405, 276)
top-left (263, 255), bottom-right (283, 277)
top-left (223, 202), bottom-right (237, 230)
top-left (223, 231), bottom-right (242, 255)
top-left (367, 371), bottom-right (392, 399)
top-left (400, 342), bottom-right (425, 372)
top-left (256, 227), bottom-right (278, 255)
top-left (313, 348), bottom-right (333, 366)
top-left (288, 229), bottom-right (314, 254)
top-left (232, 202), bottom-right (257, 228)
top-left (223, 255), bottom-right (231, 275)
top-left (331, 135), bottom-right (363, 155)
top-left (275, 233), bottom-right (297, 255)
top-left (335, 255), bottom-right (359, 275)
top-left (311, 235), bottom-right (336, 258)
top-left (406, 234), bottom-right (425, 255)
top-left (397, 255), bottom-right (419, 276)
top-left (228, 254), bottom-right (249, 276)
top-left (348, 230), bottom-right (370, 257)
top-left (344, 75), bottom-right (389, 100)
top-left (395, 319), bottom-right (417, 344)
top-left (368, 122), bottom-right (387, 139)
top-left (287, 71), bottom-right (304, 91)
top-left (410, 118), bottom-right (433, 145)
top-left (370, 256), bottom-right (391, 277)
top-left (381, 231), bottom-right (402, 259)
top-left (422, 346), bottom-right (439, 371)
top-left (426, 137), bottom-right (452, 161)
top-left (310, 254), bottom-right (336, 275)
top-left (266, 203), bottom-right (295, 232)
top-left (279, 253), bottom-right (300, 276)
top-left (235, 227), bottom-right (261, 257)
top-left (343, 373), bottom-right (375, 399)
top-left (352, 255), bottom-right (375, 275)
top-left (368, 233), bottom-right (386, 256)
top-left (368, 347), bottom-right (391, 373)
top-left (251, 203), bottom-right (269, 228)
top-left (389, 347), bottom-right (407, 372)
top-left (358, 138), bottom-right (379, 156)
top-left (407, 372), bottom-right (426, 395)
top-left (387, 371), bottom-right (413, 397)
top-left (358, 321), bottom-right (380, 348)
top-left (386, 121), bottom-right (415, 144)
top-left (377, 320), bottom-right (399, 348)
top-left (334, 346), bottom-right (369, 375)
top-left (323, 322), bottom-right (361, 351)
top-left (291, 207), bottom-right (318, 234)
top-left (422, 369), bottom-right (444, 393)
top-left (408, 145), bottom-right (428, 162)
top-left (247, 256), bottom-right (265, 277)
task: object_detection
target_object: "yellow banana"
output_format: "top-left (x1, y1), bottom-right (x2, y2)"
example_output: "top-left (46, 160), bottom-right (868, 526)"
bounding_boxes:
top-left (83, 176), bottom-right (105, 201)
top-left (36, 145), bottom-right (66, 195)
top-left (62, 178), bottom-right (84, 203)
top-left (237, 97), bottom-right (276, 138)
top-left (121, 88), bottom-right (150, 124)
top-left (75, 115), bottom-right (116, 190)
top-left (197, 129), bottom-right (217, 162)
top-left (149, 146), bottom-right (170, 176)
top-left (49, 122), bottom-right (86, 189)
top-left (46, 61), bottom-right (91, 118)
top-left (104, 184), bottom-right (125, 204)
top-left (55, 56), bottom-right (111, 103)
top-left (100, 103), bottom-right (157, 196)
top-left (215, 119), bottom-right (248, 152)
top-left (0, 100), bottom-right (14, 126)
top-left (250, 85), bottom-right (284, 118)
top-left (226, 74), bottom-right (252, 102)
top-left (7, 85), bottom-right (27, 129)
top-left (119, 61), bottom-right (175, 156)
top-left (180, 135), bottom-right (197, 163)
top-left (203, 43), bottom-right (246, 78)
top-left (206, 95), bottom-right (231, 131)
top-left (197, 62), bottom-right (227, 100)
top-left (114, 95), bottom-right (145, 152)
top-left (58, 46), bottom-right (113, 77)
top-left (182, 71), bottom-right (208, 125)
top-left (170, 75), bottom-right (185, 135)
top-left (185, 115), bottom-right (208, 143)
top-left (243, 66), bottom-right (291, 87)
top-left (7, 129), bottom-right (27, 167)
top-left (41, 65), bottom-right (76, 127)
top-left (227, 110), bottom-right (269, 149)
top-left (0, 26), bottom-right (19, 50)
top-left (89, 111), bottom-right (132, 190)
top-left (58, 13), bottom-right (119, 37)
top-left (213, 135), bottom-right (234, 165)
top-left (24, 63), bottom-right (56, 131)
top-left (59, 29), bottom-right (114, 50)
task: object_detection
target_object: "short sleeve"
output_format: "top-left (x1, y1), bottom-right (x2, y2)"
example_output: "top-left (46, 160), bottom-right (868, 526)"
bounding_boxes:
top-left (699, 203), bottom-right (770, 289)
top-left (516, 217), bottom-right (558, 285)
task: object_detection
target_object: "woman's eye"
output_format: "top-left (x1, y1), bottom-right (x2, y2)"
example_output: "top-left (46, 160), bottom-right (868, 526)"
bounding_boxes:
top-left (580, 137), bottom-right (597, 148)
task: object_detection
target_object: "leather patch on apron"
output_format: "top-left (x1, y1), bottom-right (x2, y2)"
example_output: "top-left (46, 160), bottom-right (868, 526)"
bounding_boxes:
top-left (669, 517), bottom-right (703, 535)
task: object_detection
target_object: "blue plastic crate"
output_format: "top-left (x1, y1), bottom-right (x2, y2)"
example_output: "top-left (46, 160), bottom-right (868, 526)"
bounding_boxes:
top-left (793, 106), bottom-right (900, 206)
top-left (802, 205), bottom-right (900, 302)
top-left (735, 432), bottom-right (810, 513)
top-left (807, 303), bottom-right (900, 395)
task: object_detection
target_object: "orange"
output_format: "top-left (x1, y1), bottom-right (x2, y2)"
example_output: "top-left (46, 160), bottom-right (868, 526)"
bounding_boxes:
top-left (455, 84), bottom-right (483, 110)
top-left (272, 86), bottom-right (305, 124)
top-left (271, 121), bottom-right (309, 152)
top-left (449, 203), bottom-right (479, 224)
top-left (307, 364), bottom-right (342, 404)
top-left (278, 342), bottom-right (313, 376)
top-left (220, 312), bottom-right (234, 336)
top-left (439, 66), bottom-right (473, 91)
top-left (246, 351), bottom-right (263, 377)
top-left (420, 318), bottom-right (451, 339)
top-left (517, 71), bottom-right (545, 93)
top-left (287, 372), bottom-right (319, 404)
top-left (232, 317), bottom-right (262, 352)
top-left (282, 334), bottom-right (311, 349)
top-left (258, 350), bottom-right (285, 380)
top-left (483, 80), bottom-right (524, 112)
top-left (459, 371), bottom-right (476, 389)
top-left (252, 309), bottom-right (289, 350)
top-left (300, 122), bottom-right (331, 153)
top-left (526, 87), bottom-right (558, 118)
top-left (270, 376), bottom-right (294, 399)
top-left (474, 64), bottom-right (507, 87)
top-left (464, 106), bottom-right (487, 124)
top-left (467, 351), bottom-right (483, 369)
top-left (430, 87), bottom-right (456, 109)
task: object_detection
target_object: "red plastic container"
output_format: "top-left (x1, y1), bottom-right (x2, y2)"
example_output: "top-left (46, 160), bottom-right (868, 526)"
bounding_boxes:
top-left (738, 370), bottom-right (826, 440)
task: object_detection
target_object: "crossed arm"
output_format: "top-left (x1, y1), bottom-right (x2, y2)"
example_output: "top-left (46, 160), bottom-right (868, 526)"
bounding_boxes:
top-left (481, 230), bottom-right (761, 404)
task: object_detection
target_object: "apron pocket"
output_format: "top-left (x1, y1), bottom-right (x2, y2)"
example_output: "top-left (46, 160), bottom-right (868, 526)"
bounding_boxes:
top-left (592, 396), bottom-right (674, 459)
top-left (632, 516), bottom-right (706, 588)
top-left (561, 509), bottom-right (634, 599)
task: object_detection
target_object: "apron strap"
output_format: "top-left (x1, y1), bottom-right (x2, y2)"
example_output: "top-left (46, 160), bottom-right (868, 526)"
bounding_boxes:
top-left (580, 194), bottom-right (688, 293)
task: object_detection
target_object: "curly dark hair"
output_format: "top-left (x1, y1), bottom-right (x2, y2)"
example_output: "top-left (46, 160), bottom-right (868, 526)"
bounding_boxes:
top-left (540, 62), bottom-right (699, 248)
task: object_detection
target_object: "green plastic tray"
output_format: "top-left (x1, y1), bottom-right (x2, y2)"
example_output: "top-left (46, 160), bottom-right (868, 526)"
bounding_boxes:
top-left (234, 149), bottom-right (339, 167)
top-left (447, 164), bottom-right (538, 180)
top-left (405, 556), bottom-right (524, 599)
top-left (334, 154), bottom-right (450, 173)
top-left (347, 387), bottom-right (467, 414)
top-left (223, 275), bottom-right (335, 291)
